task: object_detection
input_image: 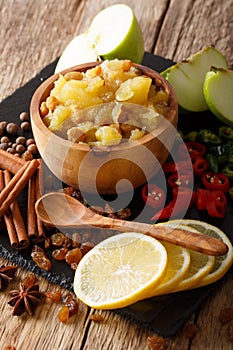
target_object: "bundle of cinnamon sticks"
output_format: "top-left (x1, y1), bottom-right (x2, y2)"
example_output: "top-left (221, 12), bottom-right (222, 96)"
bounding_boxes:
top-left (0, 149), bottom-right (46, 249)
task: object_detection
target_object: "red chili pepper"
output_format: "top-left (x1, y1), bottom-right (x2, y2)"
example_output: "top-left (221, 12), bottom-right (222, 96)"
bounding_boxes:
top-left (167, 171), bottom-right (192, 188)
top-left (162, 161), bottom-right (188, 173)
top-left (178, 142), bottom-right (206, 160)
top-left (191, 155), bottom-right (208, 176)
top-left (150, 187), bottom-right (195, 221)
top-left (196, 188), bottom-right (210, 210)
top-left (202, 172), bottom-right (230, 192)
top-left (141, 184), bottom-right (165, 209)
top-left (206, 191), bottom-right (227, 218)
top-left (185, 141), bottom-right (207, 157)
top-left (173, 187), bottom-right (197, 206)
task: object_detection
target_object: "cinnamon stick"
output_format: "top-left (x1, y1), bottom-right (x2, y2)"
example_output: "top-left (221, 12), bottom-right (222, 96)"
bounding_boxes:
top-left (0, 170), bottom-right (18, 248)
top-left (0, 148), bottom-right (25, 174)
top-left (0, 159), bottom-right (39, 217)
top-left (35, 160), bottom-right (46, 241)
top-left (4, 170), bottom-right (29, 249)
top-left (27, 173), bottom-right (38, 241)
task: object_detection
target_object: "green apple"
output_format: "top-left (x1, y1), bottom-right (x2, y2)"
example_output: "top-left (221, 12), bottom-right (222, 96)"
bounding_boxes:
top-left (203, 67), bottom-right (233, 126)
top-left (55, 4), bottom-right (144, 73)
top-left (161, 47), bottom-right (228, 112)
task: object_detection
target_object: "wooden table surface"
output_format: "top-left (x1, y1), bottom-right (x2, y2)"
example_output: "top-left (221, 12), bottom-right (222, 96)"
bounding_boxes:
top-left (0, 1), bottom-right (233, 349)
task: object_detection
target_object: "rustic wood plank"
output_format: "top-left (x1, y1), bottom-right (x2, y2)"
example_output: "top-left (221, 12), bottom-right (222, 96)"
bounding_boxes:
top-left (0, 0), bottom-right (232, 349)
top-left (154, 0), bottom-right (233, 66)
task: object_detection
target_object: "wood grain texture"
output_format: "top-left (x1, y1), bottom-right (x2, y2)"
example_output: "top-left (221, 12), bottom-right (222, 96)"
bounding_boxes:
top-left (0, 0), bottom-right (232, 349)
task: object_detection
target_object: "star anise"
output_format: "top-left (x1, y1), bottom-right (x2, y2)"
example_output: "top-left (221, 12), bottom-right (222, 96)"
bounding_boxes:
top-left (8, 283), bottom-right (44, 316)
top-left (0, 265), bottom-right (18, 291)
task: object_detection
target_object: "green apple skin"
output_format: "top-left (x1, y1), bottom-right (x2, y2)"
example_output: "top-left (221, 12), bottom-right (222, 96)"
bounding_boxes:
top-left (161, 47), bottom-right (228, 112)
top-left (88, 4), bottom-right (144, 64)
top-left (55, 4), bottom-right (144, 74)
top-left (203, 67), bottom-right (233, 126)
top-left (98, 14), bottom-right (144, 63)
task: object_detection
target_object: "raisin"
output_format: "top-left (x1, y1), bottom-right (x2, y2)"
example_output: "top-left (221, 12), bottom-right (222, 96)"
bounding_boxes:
top-left (65, 248), bottom-right (82, 265)
top-left (22, 273), bottom-right (36, 289)
top-left (147, 335), bottom-right (166, 350)
top-left (80, 242), bottom-right (94, 256)
top-left (31, 251), bottom-right (52, 271)
top-left (66, 299), bottom-right (79, 317)
top-left (52, 248), bottom-right (69, 260)
top-left (58, 305), bottom-right (69, 323)
top-left (62, 236), bottom-right (73, 248)
top-left (32, 244), bottom-right (44, 253)
top-left (45, 290), bottom-right (62, 302)
top-left (44, 237), bottom-right (51, 249)
top-left (89, 314), bottom-right (104, 322)
top-left (117, 208), bottom-right (131, 219)
top-left (72, 232), bottom-right (81, 248)
top-left (5, 346), bottom-right (16, 350)
top-left (51, 232), bottom-right (65, 246)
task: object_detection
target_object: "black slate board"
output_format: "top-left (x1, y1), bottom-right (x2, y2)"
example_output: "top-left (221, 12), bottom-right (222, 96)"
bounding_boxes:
top-left (0, 52), bottom-right (232, 337)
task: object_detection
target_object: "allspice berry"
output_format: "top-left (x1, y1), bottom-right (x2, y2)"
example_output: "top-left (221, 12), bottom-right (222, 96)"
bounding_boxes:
top-left (21, 121), bottom-right (30, 131)
top-left (6, 123), bottom-right (19, 135)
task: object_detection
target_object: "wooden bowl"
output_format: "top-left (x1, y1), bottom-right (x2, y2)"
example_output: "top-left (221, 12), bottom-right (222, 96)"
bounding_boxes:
top-left (30, 62), bottom-right (178, 195)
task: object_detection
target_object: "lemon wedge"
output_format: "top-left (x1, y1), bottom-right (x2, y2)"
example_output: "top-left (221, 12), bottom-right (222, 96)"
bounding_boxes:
top-left (145, 241), bottom-right (191, 297)
top-left (73, 232), bottom-right (167, 309)
top-left (164, 220), bottom-right (233, 289)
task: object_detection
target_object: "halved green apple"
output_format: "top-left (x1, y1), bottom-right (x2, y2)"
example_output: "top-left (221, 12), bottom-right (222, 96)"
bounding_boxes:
top-left (203, 67), bottom-right (233, 126)
top-left (161, 47), bottom-right (228, 112)
top-left (55, 4), bottom-right (144, 73)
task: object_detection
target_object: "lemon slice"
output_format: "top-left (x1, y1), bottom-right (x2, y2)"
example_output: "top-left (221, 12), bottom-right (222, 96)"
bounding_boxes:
top-left (74, 232), bottom-right (167, 309)
top-left (145, 241), bottom-right (190, 297)
top-left (164, 219), bottom-right (233, 288)
top-left (115, 85), bottom-right (134, 101)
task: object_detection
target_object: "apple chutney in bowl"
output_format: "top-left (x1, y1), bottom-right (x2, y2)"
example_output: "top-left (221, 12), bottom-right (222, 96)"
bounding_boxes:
top-left (30, 59), bottom-right (178, 194)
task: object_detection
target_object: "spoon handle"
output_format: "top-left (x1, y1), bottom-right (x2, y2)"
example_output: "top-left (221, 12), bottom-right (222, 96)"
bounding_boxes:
top-left (90, 215), bottom-right (228, 256)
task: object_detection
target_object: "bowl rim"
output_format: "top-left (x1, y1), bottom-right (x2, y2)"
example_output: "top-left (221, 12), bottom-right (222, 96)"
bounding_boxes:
top-left (30, 61), bottom-right (178, 152)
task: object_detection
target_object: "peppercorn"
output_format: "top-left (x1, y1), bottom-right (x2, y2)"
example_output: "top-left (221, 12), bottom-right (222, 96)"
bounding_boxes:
top-left (19, 111), bottom-right (29, 122)
top-left (27, 143), bottom-right (38, 154)
top-left (1, 136), bottom-right (10, 144)
top-left (0, 121), bottom-right (7, 131)
top-left (6, 123), bottom-right (18, 135)
top-left (21, 121), bottom-right (30, 131)
top-left (16, 136), bottom-right (26, 145)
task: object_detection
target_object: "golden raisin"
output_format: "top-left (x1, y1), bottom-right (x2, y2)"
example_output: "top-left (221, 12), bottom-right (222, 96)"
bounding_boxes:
top-left (65, 248), bottom-right (82, 265)
top-left (64, 71), bottom-right (83, 81)
top-left (31, 251), bottom-right (52, 271)
top-left (51, 232), bottom-right (65, 246)
top-left (58, 305), bottom-right (69, 323)
top-left (80, 242), bottom-right (94, 256)
top-left (89, 314), bottom-right (104, 322)
top-left (52, 248), bottom-right (69, 260)
top-left (45, 290), bottom-right (62, 302)
top-left (22, 273), bottom-right (36, 289)
top-left (46, 95), bottom-right (59, 111)
top-left (147, 335), bottom-right (166, 350)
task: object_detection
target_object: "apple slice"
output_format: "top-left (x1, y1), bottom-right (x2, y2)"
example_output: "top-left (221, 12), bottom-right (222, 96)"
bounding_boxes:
top-left (55, 4), bottom-right (144, 73)
top-left (161, 47), bottom-right (228, 112)
top-left (203, 67), bottom-right (233, 126)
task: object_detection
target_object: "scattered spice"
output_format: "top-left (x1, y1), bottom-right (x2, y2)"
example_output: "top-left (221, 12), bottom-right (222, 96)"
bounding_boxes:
top-left (5, 346), bottom-right (16, 350)
top-left (8, 283), bottom-right (44, 316)
top-left (31, 245), bottom-right (52, 271)
top-left (147, 335), bottom-right (166, 350)
top-left (89, 314), bottom-right (104, 322)
top-left (45, 289), bottom-right (62, 302)
top-left (58, 305), bottom-right (69, 323)
top-left (0, 265), bottom-right (17, 291)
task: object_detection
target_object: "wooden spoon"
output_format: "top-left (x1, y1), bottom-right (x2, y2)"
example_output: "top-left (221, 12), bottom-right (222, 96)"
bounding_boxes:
top-left (35, 192), bottom-right (228, 256)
